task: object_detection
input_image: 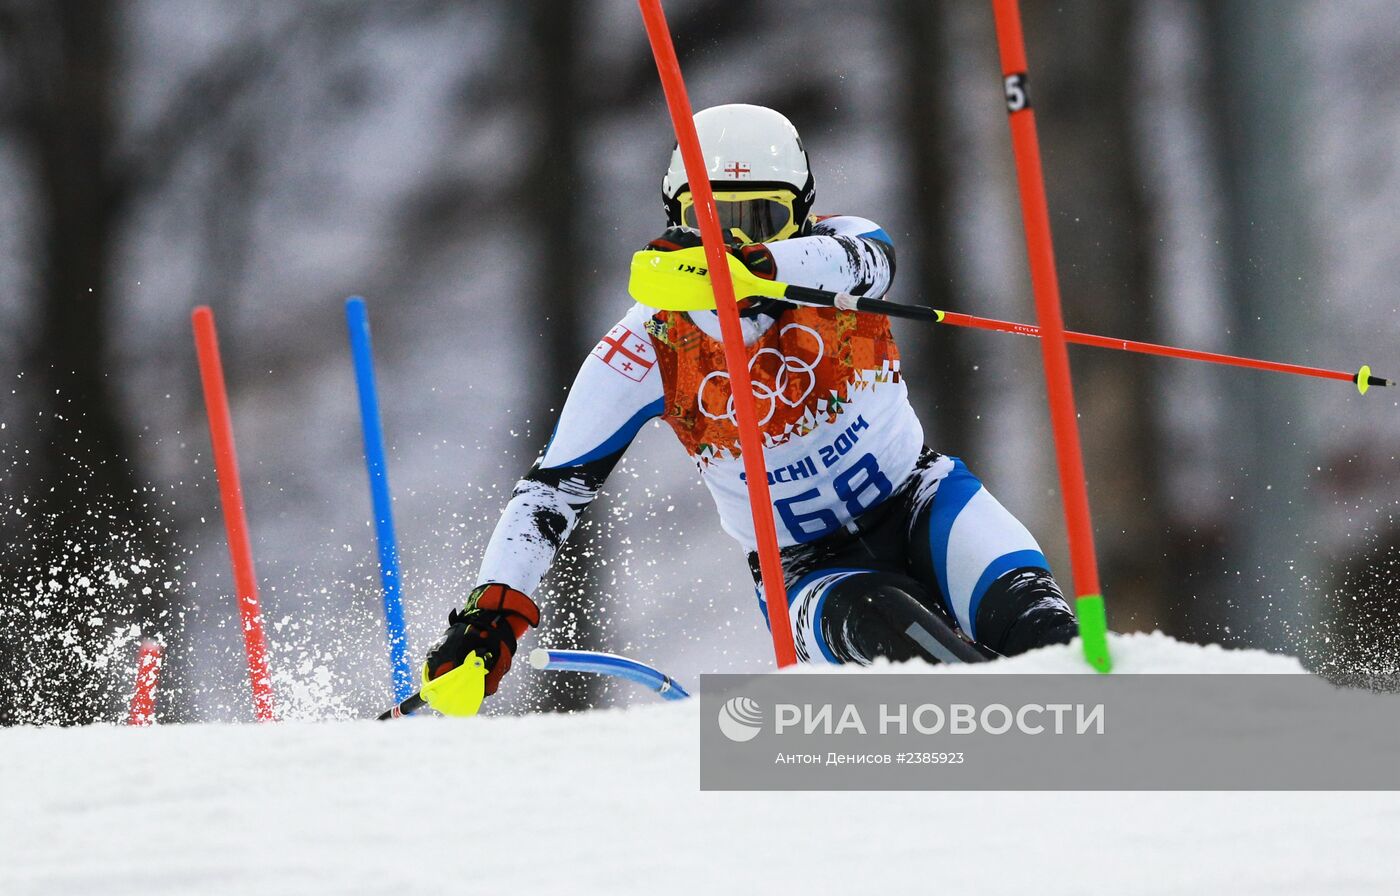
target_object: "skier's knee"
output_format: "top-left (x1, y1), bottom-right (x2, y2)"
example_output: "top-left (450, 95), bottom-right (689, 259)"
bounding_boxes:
top-left (816, 574), bottom-right (927, 665)
top-left (973, 567), bottom-right (1077, 656)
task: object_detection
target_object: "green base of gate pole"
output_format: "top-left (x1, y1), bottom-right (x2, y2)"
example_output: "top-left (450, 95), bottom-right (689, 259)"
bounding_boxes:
top-left (1076, 593), bottom-right (1112, 673)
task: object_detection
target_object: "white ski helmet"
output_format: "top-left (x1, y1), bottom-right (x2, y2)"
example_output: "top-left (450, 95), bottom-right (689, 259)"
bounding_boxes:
top-left (662, 103), bottom-right (815, 243)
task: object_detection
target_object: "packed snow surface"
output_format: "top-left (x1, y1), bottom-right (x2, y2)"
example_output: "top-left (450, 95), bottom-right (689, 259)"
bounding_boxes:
top-left (4, 634), bottom-right (1398, 895)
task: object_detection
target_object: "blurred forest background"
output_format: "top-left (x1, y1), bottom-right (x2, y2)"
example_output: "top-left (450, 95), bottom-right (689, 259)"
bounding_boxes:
top-left (2, 0), bottom-right (1398, 724)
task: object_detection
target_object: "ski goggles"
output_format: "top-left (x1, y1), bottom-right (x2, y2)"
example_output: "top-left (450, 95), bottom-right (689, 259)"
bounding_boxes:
top-left (678, 189), bottom-right (800, 245)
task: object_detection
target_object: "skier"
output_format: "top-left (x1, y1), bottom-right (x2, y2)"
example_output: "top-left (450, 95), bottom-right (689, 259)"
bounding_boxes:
top-left (422, 104), bottom-right (1078, 711)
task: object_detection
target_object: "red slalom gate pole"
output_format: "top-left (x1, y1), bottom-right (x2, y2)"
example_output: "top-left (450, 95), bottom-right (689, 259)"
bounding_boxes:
top-left (127, 639), bottom-right (163, 726)
top-left (192, 307), bottom-right (278, 719)
top-left (990, 0), bottom-right (1111, 672)
top-left (637, 0), bottom-right (797, 667)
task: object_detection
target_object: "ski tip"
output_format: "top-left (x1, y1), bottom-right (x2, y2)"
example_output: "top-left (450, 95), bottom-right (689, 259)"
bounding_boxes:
top-left (528, 648), bottom-right (550, 671)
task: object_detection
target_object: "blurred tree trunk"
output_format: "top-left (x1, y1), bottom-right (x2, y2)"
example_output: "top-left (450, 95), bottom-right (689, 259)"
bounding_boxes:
top-left (1199, 0), bottom-right (1316, 651)
top-left (894, 0), bottom-right (972, 455)
top-left (0, 0), bottom-right (166, 724)
top-left (519, 0), bottom-right (607, 712)
top-left (1021, 0), bottom-right (1173, 630)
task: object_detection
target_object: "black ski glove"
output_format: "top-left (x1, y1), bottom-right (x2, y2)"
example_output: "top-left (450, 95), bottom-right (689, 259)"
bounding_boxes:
top-left (729, 241), bottom-right (777, 280)
top-left (644, 225), bottom-right (705, 253)
top-left (645, 226), bottom-right (782, 316)
top-left (645, 226), bottom-right (776, 277)
top-left (424, 583), bottom-right (540, 697)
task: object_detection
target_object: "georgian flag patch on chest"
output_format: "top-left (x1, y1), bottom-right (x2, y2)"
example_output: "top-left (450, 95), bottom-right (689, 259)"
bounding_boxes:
top-left (592, 324), bottom-right (656, 382)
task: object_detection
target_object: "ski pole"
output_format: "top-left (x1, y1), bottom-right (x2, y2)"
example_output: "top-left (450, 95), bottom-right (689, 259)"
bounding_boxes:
top-left (376, 649), bottom-right (690, 719)
top-left (937, 306), bottom-right (1389, 395)
top-left (628, 249), bottom-right (1395, 395)
top-left (378, 692), bottom-right (425, 720)
top-left (874, 298), bottom-right (1389, 395)
top-left (529, 648), bottom-right (690, 700)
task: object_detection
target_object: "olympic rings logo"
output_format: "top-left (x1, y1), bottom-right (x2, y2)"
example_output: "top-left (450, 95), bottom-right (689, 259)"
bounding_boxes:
top-left (698, 323), bottom-right (825, 426)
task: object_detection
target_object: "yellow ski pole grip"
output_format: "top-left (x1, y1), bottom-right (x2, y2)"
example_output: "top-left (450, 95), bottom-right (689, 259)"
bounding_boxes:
top-left (419, 650), bottom-right (488, 717)
top-left (628, 246), bottom-right (786, 311)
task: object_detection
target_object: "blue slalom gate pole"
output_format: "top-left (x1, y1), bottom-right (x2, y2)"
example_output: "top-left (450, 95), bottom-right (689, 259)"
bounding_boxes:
top-left (345, 297), bottom-right (412, 702)
top-left (528, 648), bottom-right (690, 700)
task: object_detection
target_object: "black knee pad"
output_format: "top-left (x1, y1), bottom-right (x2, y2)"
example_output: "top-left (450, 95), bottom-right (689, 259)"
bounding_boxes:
top-left (973, 567), bottom-right (1078, 656)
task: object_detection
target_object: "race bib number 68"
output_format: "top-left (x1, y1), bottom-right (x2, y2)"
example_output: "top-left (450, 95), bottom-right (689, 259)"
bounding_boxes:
top-left (775, 452), bottom-right (893, 543)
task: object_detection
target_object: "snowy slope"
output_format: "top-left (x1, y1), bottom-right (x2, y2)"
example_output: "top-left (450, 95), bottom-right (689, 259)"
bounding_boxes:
top-left (4, 634), bottom-right (1398, 896)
